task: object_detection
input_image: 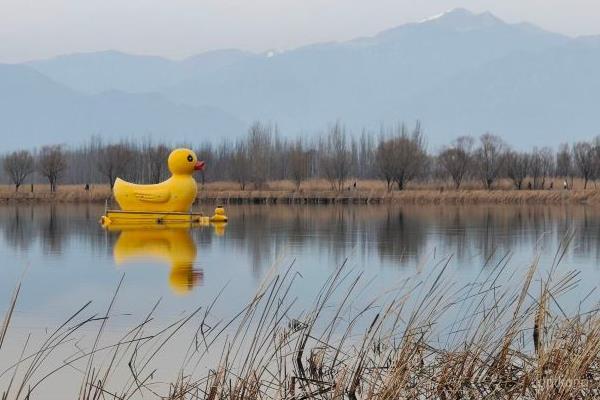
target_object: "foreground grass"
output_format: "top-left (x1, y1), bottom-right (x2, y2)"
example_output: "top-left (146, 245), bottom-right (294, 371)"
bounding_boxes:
top-left (2, 235), bottom-right (600, 399)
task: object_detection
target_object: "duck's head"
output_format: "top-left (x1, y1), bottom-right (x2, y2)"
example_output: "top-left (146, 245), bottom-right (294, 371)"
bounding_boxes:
top-left (168, 148), bottom-right (205, 175)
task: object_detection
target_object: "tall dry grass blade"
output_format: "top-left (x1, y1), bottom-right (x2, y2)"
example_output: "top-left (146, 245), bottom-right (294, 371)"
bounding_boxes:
top-left (533, 282), bottom-right (548, 357)
top-left (79, 274), bottom-right (125, 400)
top-left (0, 282), bottom-right (21, 351)
top-left (3, 333), bottom-right (30, 400)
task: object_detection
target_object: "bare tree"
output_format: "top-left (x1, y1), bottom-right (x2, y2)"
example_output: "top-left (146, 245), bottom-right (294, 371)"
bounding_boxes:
top-left (3, 150), bottom-right (34, 191)
top-left (247, 122), bottom-right (273, 189)
top-left (97, 143), bottom-right (135, 188)
top-left (270, 133), bottom-right (288, 181)
top-left (288, 140), bottom-right (309, 190)
top-left (540, 147), bottom-right (555, 189)
top-left (556, 143), bottom-right (574, 188)
top-left (357, 130), bottom-right (375, 178)
top-left (194, 144), bottom-right (214, 187)
top-left (529, 147), bottom-right (554, 189)
top-left (438, 136), bottom-right (474, 189)
top-left (505, 151), bottom-right (529, 190)
top-left (474, 133), bottom-right (507, 190)
top-left (147, 144), bottom-right (170, 184)
top-left (38, 145), bottom-right (67, 192)
top-left (230, 140), bottom-right (250, 190)
top-left (378, 122), bottom-right (427, 190)
top-left (321, 122), bottom-right (351, 190)
top-left (573, 141), bottom-right (595, 189)
top-left (376, 133), bottom-right (395, 191)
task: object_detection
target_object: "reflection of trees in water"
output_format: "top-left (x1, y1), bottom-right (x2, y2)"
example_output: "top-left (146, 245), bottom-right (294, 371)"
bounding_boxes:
top-left (442, 208), bottom-right (468, 261)
top-left (571, 207), bottom-right (600, 262)
top-left (0, 204), bottom-right (110, 256)
top-left (1, 206), bottom-right (35, 251)
top-left (376, 208), bottom-right (427, 265)
top-left (479, 208), bottom-right (498, 261)
top-left (225, 206), bottom-right (429, 269)
top-left (5, 204), bottom-right (600, 272)
top-left (40, 205), bottom-right (63, 254)
top-left (372, 205), bottom-right (600, 267)
top-left (276, 207), bottom-right (366, 271)
top-left (215, 207), bottom-right (275, 276)
top-left (189, 205), bottom-right (600, 271)
top-left (442, 207), bottom-right (558, 264)
top-left (300, 207), bottom-right (353, 262)
top-left (488, 207), bottom-right (566, 261)
top-left (216, 206), bottom-right (364, 276)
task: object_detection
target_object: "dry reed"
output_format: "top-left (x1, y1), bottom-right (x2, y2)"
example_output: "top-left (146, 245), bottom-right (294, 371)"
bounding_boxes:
top-left (4, 180), bottom-right (600, 205)
top-left (1, 239), bottom-right (600, 399)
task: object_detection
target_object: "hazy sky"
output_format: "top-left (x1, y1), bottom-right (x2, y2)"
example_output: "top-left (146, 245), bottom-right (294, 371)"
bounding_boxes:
top-left (1, 0), bottom-right (599, 63)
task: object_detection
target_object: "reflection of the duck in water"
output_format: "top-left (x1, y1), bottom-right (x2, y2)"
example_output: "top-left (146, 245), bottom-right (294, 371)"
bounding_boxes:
top-left (108, 224), bottom-right (225, 294)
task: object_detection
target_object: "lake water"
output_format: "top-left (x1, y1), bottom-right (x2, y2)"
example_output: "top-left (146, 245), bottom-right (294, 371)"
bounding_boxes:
top-left (1, 203), bottom-right (600, 397)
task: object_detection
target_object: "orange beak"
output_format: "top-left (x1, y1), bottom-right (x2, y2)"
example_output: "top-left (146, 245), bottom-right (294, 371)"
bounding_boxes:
top-left (194, 161), bottom-right (205, 171)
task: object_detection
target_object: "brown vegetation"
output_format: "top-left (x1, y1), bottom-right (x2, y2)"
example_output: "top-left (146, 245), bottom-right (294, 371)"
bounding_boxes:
top-left (4, 178), bottom-right (600, 205)
top-left (0, 184), bottom-right (111, 203)
top-left (2, 239), bottom-right (600, 399)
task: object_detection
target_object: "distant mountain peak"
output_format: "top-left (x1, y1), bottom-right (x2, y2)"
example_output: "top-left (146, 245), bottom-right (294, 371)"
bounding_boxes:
top-left (370, 8), bottom-right (509, 43)
top-left (419, 8), bottom-right (472, 22)
top-left (420, 8), bottom-right (504, 30)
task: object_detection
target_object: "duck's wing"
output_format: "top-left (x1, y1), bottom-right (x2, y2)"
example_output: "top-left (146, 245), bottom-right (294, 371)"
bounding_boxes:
top-left (133, 188), bottom-right (171, 203)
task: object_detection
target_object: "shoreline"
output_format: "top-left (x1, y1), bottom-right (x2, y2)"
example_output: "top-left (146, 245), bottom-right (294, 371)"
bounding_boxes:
top-left (2, 185), bottom-right (600, 205)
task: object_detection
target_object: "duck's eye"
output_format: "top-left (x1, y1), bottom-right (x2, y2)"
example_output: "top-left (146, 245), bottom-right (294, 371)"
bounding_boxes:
top-left (187, 155), bottom-right (193, 162)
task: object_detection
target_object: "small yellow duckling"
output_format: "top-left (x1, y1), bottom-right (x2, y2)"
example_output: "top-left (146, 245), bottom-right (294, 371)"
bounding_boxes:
top-left (209, 206), bottom-right (228, 222)
top-left (113, 148), bottom-right (205, 213)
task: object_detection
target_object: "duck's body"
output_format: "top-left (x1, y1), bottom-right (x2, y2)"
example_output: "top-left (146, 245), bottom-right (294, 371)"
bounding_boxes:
top-left (113, 175), bottom-right (198, 213)
top-left (112, 148), bottom-right (204, 213)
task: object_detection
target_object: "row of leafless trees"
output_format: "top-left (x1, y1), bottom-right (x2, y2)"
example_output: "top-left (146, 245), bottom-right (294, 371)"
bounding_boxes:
top-left (1, 122), bottom-right (600, 191)
top-left (436, 134), bottom-right (584, 190)
top-left (2, 146), bottom-right (67, 192)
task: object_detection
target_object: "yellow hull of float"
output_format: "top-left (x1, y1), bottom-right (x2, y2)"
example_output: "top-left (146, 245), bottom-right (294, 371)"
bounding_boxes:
top-left (100, 205), bottom-right (228, 231)
top-left (100, 209), bottom-right (228, 236)
top-left (100, 210), bottom-right (209, 228)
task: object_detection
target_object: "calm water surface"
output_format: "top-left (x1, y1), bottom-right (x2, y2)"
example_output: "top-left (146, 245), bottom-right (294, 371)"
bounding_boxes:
top-left (1, 204), bottom-right (600, 396)
top-left (2, 204), bottom-right (600, 321)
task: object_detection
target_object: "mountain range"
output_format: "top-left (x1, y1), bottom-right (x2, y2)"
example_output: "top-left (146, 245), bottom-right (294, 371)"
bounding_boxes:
top-left (1, 8), bottom-right (598, 150)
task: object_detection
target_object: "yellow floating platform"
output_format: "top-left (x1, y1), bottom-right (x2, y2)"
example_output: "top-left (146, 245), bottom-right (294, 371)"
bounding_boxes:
top-left (100, 206), bottom-right (228, 229)
top-left (100, 210), bottom-right (227, 228)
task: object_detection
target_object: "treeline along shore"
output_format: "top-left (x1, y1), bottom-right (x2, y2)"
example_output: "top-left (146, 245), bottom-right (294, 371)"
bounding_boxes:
top-left (3, 121), bottom-right (600, 205)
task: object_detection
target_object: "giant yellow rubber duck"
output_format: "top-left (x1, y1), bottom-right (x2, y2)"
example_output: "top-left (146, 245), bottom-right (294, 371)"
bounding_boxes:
top-left (112, 226), bottom-right (203, 294)
top-left (113, 148), bottom-right (205, 213)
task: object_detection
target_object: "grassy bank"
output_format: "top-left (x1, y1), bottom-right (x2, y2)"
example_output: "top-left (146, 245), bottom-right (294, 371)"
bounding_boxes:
top-left (2, 240), bottom-right (599, 399)
top-left (3, 179), bottom-right (600, 205)
top-left (0, 184), bottom-right (112, 203)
